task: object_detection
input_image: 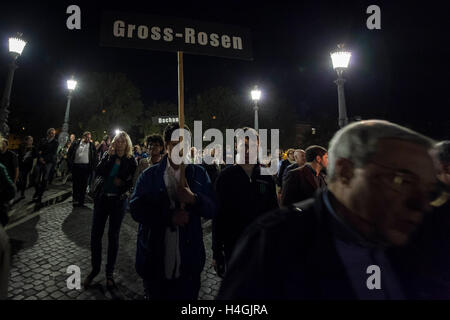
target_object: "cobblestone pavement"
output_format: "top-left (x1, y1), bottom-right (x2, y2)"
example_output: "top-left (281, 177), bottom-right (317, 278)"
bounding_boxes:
top-left (7, 181), bottom-right (72, 228)
top-left (6, 198), bottom-right (221, 300)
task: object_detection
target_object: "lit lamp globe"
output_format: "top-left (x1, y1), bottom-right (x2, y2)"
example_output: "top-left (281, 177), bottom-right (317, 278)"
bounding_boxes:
top-left (250, 86), bottom-right (261, 131)
top-left (67, 78), bottom-right (77, 91)
top-left (251, 86), bottom-right (261, 101)
top-left (330, 44), bottom-right (351, 77)
top-left (9, 36), bottom-right (27, 57)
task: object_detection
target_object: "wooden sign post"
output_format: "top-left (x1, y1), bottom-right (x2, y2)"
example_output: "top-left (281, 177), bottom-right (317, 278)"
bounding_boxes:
top-left (100, 11), bottom-right (253, 198)
top-left (177, 51), bottom-right (187, 188)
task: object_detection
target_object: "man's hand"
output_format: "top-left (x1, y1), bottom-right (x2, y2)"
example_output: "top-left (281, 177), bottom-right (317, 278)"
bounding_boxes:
top-left (172, 209), bottom-right (189, 226)
top-left (177, 184), bottom-right (196, 204)
top-left (39, 157), bottom-right (45, 164)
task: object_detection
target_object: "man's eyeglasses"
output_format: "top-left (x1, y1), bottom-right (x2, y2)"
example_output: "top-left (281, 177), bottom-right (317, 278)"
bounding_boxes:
top-left (369, 161), bottom-right (446, 206)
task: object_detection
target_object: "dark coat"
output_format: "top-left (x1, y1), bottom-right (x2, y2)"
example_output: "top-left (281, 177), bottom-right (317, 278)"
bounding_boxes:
top-left (212, 164), bottom-right (279, 263)
top-left (281, 164), bottom-right (326, 206)
top-left (0, 163), bottom-right (15, 226)
top-left (129, 155), bottom-right (217, 283)
top-left (94, 152), bottom-right (137, 199)
top-left (67, 140), bottom-right (98, 170)
top-left (0, 150), bottom-right (18, 183)
top-left (282, 162), bottom-right (299, 184)
top-left (201, 162), bottom-right (220, 185)
top-left (18, 144), bottom-right (38, 170)
top-left (277, 159), bottom-right (292, 187)
top-left (389, 198), bottom-right (450, 299)
top-left (37, 138), bottom-right (58, 164)
top-left (217, 190), bottom-right (425, 300)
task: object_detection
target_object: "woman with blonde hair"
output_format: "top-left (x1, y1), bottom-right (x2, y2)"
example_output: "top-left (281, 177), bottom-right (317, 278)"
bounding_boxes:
top-left (84, 130), bottom-right (137, 292)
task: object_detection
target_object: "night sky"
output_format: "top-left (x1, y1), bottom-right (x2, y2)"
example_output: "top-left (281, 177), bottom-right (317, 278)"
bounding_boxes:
top-left (0, 0), bottom-right (449, 140)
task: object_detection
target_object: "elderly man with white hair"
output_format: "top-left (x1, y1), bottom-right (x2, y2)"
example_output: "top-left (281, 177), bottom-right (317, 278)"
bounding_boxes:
top-left (217, 120), bottom-right (445, 300)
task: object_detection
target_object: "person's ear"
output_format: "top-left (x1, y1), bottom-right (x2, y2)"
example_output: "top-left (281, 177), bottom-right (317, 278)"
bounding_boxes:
top-left (334, 158), bottom-right (354, 186)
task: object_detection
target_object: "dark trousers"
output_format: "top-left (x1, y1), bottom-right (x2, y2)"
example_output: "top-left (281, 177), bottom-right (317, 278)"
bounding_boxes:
top-left (0, 205), bottom-right (9, 227)
top-left (90, 195), bottom-right (127, 278)
top-left (87, 169), bottom-right (95, 189)
top-left (48, 163), bottom-right (56, 184)
top-left (72, 163), bottom-right (91, 205)
top-left (18, 166), bottom-right (32, 196)
top-left (143, 273), bottom-right (201, 300)
top-left (34, 162), bottom-right (54, 199)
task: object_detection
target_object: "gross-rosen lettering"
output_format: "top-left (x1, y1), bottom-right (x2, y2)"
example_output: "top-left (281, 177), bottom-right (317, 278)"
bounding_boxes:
top-left (112, 20), bottom-right (243, 50)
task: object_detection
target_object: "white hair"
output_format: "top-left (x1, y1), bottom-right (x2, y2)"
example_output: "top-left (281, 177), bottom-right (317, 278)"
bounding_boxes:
top-left (327, 119), bottom-right (435, 181)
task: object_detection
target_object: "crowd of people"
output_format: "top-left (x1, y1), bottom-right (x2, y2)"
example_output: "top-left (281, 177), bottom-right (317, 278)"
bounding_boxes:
top-left (0, 119), bottom-right (449, 300)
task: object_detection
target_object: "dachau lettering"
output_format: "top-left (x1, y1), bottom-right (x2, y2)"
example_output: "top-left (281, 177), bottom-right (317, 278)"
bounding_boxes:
top-left (100, 12), bottom-right (253, 60)
top-left (169, 121), bottom-right (280, 176)
top-left (113, 21), bottom-right (243, 50)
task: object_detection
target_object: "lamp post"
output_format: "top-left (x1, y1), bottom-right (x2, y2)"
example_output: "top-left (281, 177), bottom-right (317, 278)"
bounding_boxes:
top-left (58, 76), bottom-right (77, 149)
top-left (0, 33), bottom-right (27, 137)
top-left (251, 85), bottom-right (261, 131)
top-left (330, 44), bottom-right (352, 128)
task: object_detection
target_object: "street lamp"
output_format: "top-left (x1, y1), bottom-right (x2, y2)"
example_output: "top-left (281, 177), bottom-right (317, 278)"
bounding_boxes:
top-left (115, 129), bottom-right (121, 136)
top-left (58, 76), bottom-right (77, 149)
top-left (0, 33), bottom-right (27, 136)
top-left (330, 44), bottom-right (352, 128)
top-left (251, 85), bottom-right (261, 131)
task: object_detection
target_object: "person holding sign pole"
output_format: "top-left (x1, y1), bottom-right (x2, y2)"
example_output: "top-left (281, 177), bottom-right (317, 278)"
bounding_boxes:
top-left (130, 123), bottom-right (216, 300)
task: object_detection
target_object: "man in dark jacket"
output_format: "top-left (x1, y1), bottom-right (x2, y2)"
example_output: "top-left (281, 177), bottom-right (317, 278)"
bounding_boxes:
top-left (0, 150), bottom-right (16, 227)
top-left (130, 123), bottom-right (216, 300)
top-left (281, 145), bottom-right (328, 206)
top-left (17, 136), bottom-right (37, 199)
top-left (281, 149), bottom-right (306, 184)
top-left (218, 120), bottom-right (443, 300)
top-left (67, 131), bottom-right (97, 207)
top-left (212, 128), bottom-right (278, 277)
top-left (276, 148), bottom-right (295, 188)
top-left (33, 128), bottom-right (58, 203)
